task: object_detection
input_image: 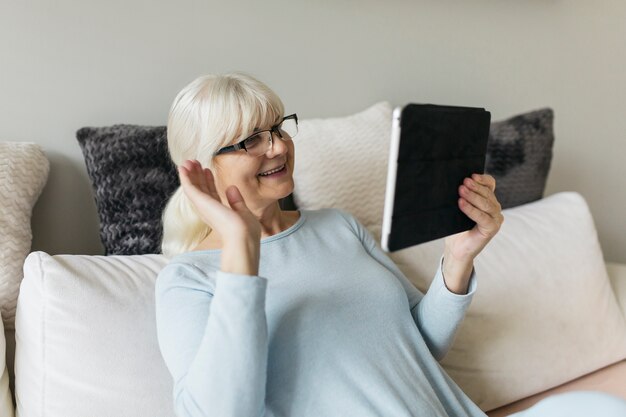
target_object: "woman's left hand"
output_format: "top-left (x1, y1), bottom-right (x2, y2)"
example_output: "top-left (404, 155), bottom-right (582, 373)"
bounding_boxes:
top-left (442, 174), bottom-right (504, 293)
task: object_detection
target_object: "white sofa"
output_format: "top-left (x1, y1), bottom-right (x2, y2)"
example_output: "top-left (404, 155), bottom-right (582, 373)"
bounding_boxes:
top-left (5, 193), bottom-right (626, 417)
top-left (2, 104), bottom-right (626, 416)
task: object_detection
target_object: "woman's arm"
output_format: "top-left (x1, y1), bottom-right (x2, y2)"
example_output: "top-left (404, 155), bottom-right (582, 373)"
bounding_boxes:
top-left (155, 160), bottom-right (268, 415)
top-left (155, 263), bottom-right (268, 417)
top-left (410, 258), bottom-right (476, 361)
top-left (177, 160), bottom-right (262, 276)
top-left (442, 173), bottom-right (503, 293)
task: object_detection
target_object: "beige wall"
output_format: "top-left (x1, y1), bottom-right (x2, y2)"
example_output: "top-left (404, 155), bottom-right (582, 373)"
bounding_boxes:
top-left (1, 0), bottom-right (625, 262)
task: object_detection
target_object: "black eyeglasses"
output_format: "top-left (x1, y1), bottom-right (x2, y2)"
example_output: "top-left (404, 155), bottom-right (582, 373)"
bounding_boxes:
top-left (213, 114), bottom-right (298, 157)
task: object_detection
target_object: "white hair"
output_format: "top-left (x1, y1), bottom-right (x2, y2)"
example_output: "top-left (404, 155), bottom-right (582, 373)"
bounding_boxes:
top-left (161, 73), bottom-right (285, 257)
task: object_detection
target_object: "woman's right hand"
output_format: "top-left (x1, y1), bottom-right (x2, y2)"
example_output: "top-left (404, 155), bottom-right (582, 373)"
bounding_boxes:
top-left (178, 159), bottom-right (261, 275)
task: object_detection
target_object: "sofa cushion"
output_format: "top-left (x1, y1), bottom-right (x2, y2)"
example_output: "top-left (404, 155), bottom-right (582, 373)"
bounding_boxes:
top-left (15, 252), bottom-right (174, 417)
top-left (293, 101), bottom-right (393, 240)
top-left (485, 108), bottom-right (554, 209)
top-left (0, 142), bottom-right (49, 330)
top-left (391, 192), bottom-right (626, 410)
top-left (0, 316), bottom-right (14, 417)
top-left (14, 196), bottom-right (626, 415)
top-left (76, 125), bottom-right (179, 255)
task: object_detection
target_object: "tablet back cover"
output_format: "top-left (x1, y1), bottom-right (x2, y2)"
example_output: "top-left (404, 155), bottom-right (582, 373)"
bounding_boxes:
top-left (387, 104), bottom-right (491, 251)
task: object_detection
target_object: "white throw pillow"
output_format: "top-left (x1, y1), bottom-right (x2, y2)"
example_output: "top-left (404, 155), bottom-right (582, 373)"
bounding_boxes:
top-left (0, 142), bottom-right (49, 330)
top-left (293, 101), bottom-right (392, 239)
top-left (0, 314), bottom-right (15, 417)
top-left (15, 252), bottom-right (174, 417)
top-left (394, 192), bottom-right (626, 410)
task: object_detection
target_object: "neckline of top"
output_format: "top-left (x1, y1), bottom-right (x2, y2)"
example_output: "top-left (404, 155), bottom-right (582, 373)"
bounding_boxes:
top-left (181, 209), bottom-right (307, 255)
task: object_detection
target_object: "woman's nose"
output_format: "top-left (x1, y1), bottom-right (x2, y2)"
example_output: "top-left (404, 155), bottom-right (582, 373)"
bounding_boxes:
top-left (265, 132), bottom-right (288, 157)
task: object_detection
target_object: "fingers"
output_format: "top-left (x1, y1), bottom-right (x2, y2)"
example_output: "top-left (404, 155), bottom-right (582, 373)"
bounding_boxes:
top-left (178, 160), bottom-right (220, 200)
top-left (177, 163), bottom-right (193, 187)
top-left (203, 167), bottom-right (220, 200)
top-left (472, 173), bottom-right (496, 191)
top-left (463, 174), bottom-right (495, 200)
top-left (178, 160), bottom-right (201, 185)
top-left (190, 160), bottom-right (210, 193)
top-left (461, 174), bottom-right (500, 213)
top-left (459, 173), bottom-right (504, 235)
top-left (225, 185), bottom-right (251, 213)
top-left (459, 197), bottom-right (503, 236)
top-left (459, 183), bottom-right (500, 219)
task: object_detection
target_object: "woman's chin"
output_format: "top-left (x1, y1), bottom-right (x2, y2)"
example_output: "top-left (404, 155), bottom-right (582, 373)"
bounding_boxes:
top-left (256, 168), bottom-right (294, 201)
top-left (279, 180), bottom-right (295, 199)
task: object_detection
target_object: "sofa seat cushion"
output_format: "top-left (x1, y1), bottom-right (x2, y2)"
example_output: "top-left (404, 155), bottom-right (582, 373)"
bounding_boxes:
top-left (486, 359), bottom-right (626, 417)
top-left (15, 252), bottom-right (174, 417)
top-left (388, 192), bottom-right (626, 410)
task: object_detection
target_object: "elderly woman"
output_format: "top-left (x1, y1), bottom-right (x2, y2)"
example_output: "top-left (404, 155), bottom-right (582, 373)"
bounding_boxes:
top-left (154, 73), bottom-right (626, 417)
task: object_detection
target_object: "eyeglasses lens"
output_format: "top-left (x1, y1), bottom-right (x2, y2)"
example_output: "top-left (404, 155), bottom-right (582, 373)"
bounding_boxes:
top-left (278, 118), bottom-right (298, 139)
top-left (243, 132), bottom-right (270, 157)
top-left (243, 116), bottom-right (298, 157)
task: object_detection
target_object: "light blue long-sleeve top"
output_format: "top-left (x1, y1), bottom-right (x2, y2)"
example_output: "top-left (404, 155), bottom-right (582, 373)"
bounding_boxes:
top-left (154, 208), bottom-right (487, 417)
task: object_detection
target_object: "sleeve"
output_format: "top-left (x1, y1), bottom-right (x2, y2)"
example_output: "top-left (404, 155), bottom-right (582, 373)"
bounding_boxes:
top-left (154, 262), bottom-right (269, 417)
top-left (338, 211), bottom-right (477, 361)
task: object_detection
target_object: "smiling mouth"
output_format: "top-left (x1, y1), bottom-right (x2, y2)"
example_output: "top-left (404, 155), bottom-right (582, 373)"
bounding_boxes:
top-left (258, 164), bottom-right (286, 176)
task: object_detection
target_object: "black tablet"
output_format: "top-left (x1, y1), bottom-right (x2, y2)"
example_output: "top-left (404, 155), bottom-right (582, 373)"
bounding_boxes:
top-left (381, 103), bottom-right (491, 252)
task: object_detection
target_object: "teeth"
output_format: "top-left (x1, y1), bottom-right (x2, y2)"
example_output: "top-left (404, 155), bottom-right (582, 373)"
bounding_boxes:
top-left (259, 165), bottom-right (285, 176)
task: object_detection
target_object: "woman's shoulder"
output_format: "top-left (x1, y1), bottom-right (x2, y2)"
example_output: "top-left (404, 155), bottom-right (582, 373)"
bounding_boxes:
top-left (302, 207), bottom-right (354, 217)
top-left (156, 252), bottom-right (219, 293)
top-left (302, 207), bottom-right (352, 223)
top-left (302, 208), bottom-right (362, 235)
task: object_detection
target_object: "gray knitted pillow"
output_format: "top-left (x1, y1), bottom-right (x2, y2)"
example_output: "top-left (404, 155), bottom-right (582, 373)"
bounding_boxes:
top-left (485, 108), bottom-right (554, 209)
top-left (77, 125), bottom-right (178, 255)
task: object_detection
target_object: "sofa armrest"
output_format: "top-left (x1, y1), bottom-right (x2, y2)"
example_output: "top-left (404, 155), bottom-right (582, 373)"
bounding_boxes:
top-left (607, 262), bottom-right (626, 319)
